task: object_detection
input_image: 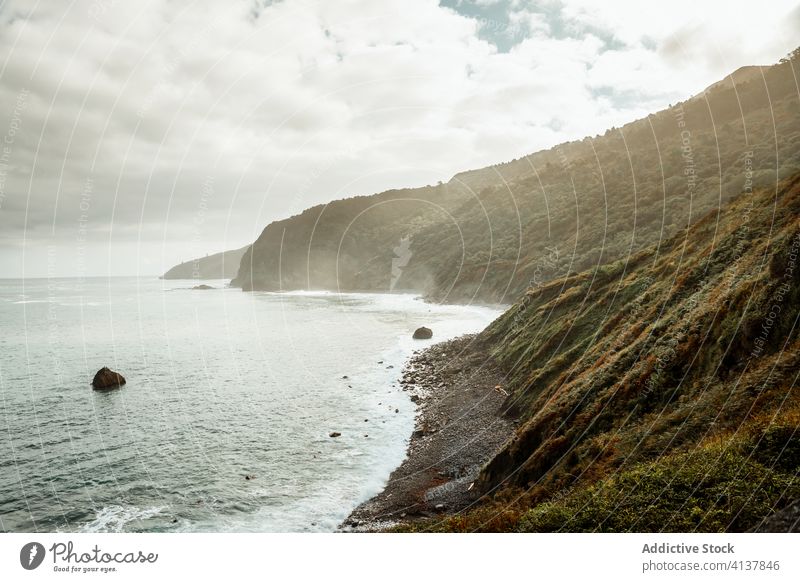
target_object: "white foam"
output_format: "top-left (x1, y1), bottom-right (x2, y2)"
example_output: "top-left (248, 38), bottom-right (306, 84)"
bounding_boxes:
top-left (266, 289), bottom-right (335, 297)
top-left (79, 505), bottom-right (165, 533)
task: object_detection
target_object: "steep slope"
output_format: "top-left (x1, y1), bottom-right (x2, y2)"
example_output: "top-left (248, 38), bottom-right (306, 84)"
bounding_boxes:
top-left (232, 184), bottom-right (468, 292)
top-left (413, 173), bottom-right (800, 532)
top-left (234, 54), bottom-right (800, 303)
top-left (162, 246), bottom-right (249, 280)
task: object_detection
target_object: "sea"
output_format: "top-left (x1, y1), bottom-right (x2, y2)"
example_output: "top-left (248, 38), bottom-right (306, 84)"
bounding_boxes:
top-left (0, 277), bottom-right (501, 532)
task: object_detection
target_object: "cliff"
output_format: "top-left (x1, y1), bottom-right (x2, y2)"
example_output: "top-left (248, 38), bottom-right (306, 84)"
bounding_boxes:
top-left (403, 173), bottom-right (800, 532)
top-left (162, 246), bottom-right (249, 280)
top-left (234, 56), bottom-right (800, 304)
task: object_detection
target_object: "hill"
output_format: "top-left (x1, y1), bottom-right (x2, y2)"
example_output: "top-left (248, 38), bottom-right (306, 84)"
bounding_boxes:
top-left (162, 246), bottom-right (249, 280)
top-left (400, 172), bottom-right (800, 532)
top-left (233, 55), bottom-right (800, 304)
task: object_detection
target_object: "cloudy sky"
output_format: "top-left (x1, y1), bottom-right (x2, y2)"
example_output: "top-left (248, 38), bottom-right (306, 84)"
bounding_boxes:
top-left (0, 0), bottom-right (798, 277)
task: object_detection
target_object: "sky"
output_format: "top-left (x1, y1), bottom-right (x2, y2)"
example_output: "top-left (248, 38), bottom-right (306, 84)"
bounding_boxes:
top-left (0, 0), bottom-right (798, 278)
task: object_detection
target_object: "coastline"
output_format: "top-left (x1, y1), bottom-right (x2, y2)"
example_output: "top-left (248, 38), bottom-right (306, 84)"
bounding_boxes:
top-left (0, 280), bottom-right (503, 533)
top-left (341, 334), bottom-right (516, 532)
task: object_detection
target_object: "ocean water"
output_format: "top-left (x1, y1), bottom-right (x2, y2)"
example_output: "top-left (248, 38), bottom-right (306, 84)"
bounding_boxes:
top-left (0, 277), bottom-right (500, 533)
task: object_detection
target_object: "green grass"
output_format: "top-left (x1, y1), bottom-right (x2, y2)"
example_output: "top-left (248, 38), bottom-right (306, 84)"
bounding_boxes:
top-left (395, 416), bottom-right (800, 532)
top-left (518, 436), bottom-right (800, 532)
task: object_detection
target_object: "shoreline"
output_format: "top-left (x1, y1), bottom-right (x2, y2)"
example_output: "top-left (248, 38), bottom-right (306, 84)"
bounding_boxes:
top-left (340, 334), bottom-right (516, 532)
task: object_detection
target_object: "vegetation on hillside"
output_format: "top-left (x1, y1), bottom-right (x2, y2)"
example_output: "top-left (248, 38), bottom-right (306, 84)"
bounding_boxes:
top-left (399, 410), bottom-right (800, 532)
top-left (234, 53), bottom-right (800, 305)
top-left (398, 173), bottom-right (800, 532)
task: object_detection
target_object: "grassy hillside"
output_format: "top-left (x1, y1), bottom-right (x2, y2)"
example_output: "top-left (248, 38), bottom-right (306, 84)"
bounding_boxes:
top-left (162, 246), bottom-right (249, 280)
top-left (234, 54), bottom-right (800, 304)
top-left (402, 173), bottom-right (800, 532)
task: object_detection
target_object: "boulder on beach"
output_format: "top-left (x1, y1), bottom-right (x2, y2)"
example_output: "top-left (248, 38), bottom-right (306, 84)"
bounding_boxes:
top-left (192, 284), bottom-right (214, 290)
top-left (412, 326), bottom-right (433, 340)
top-left (92, 367), bottom-right (126, 390)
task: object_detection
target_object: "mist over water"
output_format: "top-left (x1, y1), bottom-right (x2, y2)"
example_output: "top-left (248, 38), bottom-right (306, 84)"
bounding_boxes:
top-left (0, 277), bottom-right (500, 532)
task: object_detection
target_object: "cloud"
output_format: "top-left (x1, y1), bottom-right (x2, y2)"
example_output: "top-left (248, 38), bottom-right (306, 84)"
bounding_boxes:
top-left (0, 0), bottom-right (797, 276)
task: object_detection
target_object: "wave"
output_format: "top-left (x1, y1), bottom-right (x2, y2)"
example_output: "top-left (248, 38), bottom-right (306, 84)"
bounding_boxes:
top-left (78, 504), bottom-right (165, 533)
top-left (261, 289), bottom-right (337, 297)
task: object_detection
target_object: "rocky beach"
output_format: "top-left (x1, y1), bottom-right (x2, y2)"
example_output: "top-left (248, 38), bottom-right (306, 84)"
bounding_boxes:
top-left (341, 335), bottom-right (516, 532)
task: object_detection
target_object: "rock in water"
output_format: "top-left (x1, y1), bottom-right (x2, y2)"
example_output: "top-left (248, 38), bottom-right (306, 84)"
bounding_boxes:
top-left (329, 432), bottom-right (342, 438)
top-left (92, 367), bottom-right (126, 390)
top-left (412, 326), bottom-right (433, 339)
top-left (192, 284), bottom-right (214, 290)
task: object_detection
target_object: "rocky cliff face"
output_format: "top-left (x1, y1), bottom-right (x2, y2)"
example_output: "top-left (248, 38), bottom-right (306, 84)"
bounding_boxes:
top-left (233, 56), bottom-right (800, 304)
